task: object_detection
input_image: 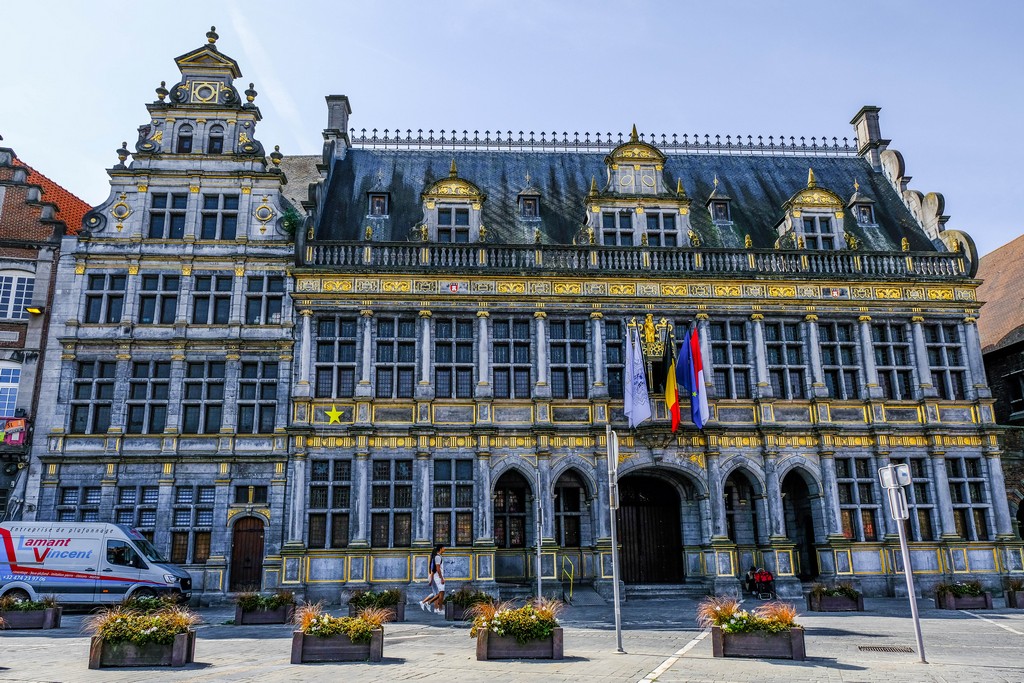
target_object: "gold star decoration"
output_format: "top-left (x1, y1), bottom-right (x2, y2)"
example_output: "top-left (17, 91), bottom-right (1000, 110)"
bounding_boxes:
top-left (325, 405), bottom-right (343, 424)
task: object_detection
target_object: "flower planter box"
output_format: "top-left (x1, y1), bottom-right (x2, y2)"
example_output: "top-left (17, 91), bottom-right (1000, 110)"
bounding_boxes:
top-left (807, 594), bottom-right (864, 612)
top-left (88, 630), bottom-right (196, 669)
top-left (710, 625), bottom-right (805, 661)
top-left (290, 629), bottom-right (383, 663)
top-left (1006, 591), bottom-right (1024, 609)
top-left (935, 592), bottom-right (993, 610)
top-left (234, 604), bottom-right (295, 625)
top-left (476, 627), bottom-right (564, 661)
top-left (348, 602), bottom-right (405, 622)
top-left (0, 607), bottom-right (62, 629)
top-left (445, 602), bottom-right (473, 621)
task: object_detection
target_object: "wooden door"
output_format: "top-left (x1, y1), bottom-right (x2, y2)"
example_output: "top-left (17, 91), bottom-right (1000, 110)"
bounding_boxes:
top-left (617, 476), bottom-right (684, 583)
top-left (230, 517), bottom-right (265, 591)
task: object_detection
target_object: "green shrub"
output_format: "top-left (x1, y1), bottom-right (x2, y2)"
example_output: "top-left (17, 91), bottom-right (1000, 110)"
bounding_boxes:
top-left (1008, 578), bottom-right (1024, 592)
top-left (469, 598), bottom-right (562, 644)
top-left (236, 589), bottom-right (295, 612)
top-left (119, 594), bottom-right (181, 613)
top-left (0, 594), bottom-right (58, 612)
top-left (696, 597), bottom-right (800, 634)
top-left (295, 603), bottom-right (390, 643)
top-left (935, 581), bottom-right (983, 598)
top-left (809, 582), bottom-right (860, 600)
top-left (86, 605), bottom-right (198, 646)
top-left (348, 589), bottom-right (401, 609)
top-left (447, 587), bottom-right (493, 608)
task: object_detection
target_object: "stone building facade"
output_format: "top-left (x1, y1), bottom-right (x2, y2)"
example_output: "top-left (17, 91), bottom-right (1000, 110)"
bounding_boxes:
top-left (0, 145), bottom-right (88, 520)
top-left (19, 30), bottom-right (1024, 602)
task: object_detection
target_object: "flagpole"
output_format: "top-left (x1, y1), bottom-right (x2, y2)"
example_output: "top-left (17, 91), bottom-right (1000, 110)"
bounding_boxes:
top-left (606, 424), bottom-right (625, 654)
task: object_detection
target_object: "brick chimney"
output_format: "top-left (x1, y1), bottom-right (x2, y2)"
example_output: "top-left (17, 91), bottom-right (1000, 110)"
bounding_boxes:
top-left (850, 105), bottom-right (890, 171)
top-left (325, 95), bottom-right (352, 134)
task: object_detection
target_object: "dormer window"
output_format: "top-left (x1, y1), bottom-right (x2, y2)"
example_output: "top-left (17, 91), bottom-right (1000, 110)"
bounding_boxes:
top-left (176, 124), bottom-right (194, 154)
top-left (602, 211), bottom-right (634, 246)
top-left (520, 197), bottom-right (539, 218)
top-left (369, 193), bottom-right (389, 217)
top-left (438, 207), bottom-right (470, 242)
top-left (207, 124), bottom-right (224, 154)
top-left (855, 204), bottom-right (874, 225)
top-left (801, 216), bottom-right (835, 250)
top-left (645, 212), bottom-right (678, 246)
top-left (712, 201), bottom-right (730, 222)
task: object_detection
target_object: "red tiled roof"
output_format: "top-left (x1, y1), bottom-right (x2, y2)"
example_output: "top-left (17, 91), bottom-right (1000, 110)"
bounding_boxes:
top-left (977, 232), bottom-right (1024, 353)
top-left (12, 158), bottom-right (90, 235)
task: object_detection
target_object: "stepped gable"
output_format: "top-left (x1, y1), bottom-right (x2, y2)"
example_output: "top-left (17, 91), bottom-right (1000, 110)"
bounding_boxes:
top-left (977, 232), bottom-right (1024, 352)
top-left (2, 153), bottom-right (89, 239)
top-left (314, 143), bottom-right (931, 251)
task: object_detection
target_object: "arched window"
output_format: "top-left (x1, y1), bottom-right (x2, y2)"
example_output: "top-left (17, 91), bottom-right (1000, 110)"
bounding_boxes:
top-left (207, 124), bottom-right (224, 154)
top-left (494, 471), bottom-right (529, 548)
top-left (0, 270), bottom-right (35, 320)
top-left (0, 361), bottom-right (21, 418)
top-left (176, 124), bottom-right (194, 154)
top-left (554, 471), bottom-right (584, 547)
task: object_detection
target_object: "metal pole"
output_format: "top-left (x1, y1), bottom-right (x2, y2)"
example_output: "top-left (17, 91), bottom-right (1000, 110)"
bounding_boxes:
top-left (536, 470), bottom-right (543, 600)
top-left (897, 515), bottom-right (927, 663)
top-left (607, 425), bottom-right (625, 653)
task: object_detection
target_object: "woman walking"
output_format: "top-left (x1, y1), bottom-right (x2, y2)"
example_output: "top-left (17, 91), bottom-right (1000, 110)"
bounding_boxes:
top-left (419, 544), bottom-right (446, 614)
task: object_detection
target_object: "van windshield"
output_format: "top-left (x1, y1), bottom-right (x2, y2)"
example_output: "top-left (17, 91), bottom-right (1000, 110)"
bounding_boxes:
top-left (132, 537), bottom-right (168, 564)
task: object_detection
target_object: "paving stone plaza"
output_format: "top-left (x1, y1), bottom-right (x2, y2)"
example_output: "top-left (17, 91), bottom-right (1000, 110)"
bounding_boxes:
top-left (2, 597), bottom-right (1023, 682)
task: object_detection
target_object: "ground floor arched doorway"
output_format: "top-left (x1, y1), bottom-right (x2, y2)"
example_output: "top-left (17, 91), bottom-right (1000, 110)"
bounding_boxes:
top-left (617, 475), bottom-right (684, 583)
top-left (781, 470), bottom-right (820, 581)
top-left (229, 517), bottom-right (265, 591)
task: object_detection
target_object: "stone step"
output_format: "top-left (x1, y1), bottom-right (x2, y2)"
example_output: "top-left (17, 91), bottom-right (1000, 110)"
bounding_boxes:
top-left (564, 584), bottom-right (606, 605)
top-left (624, 583), bottom-right (708, 600)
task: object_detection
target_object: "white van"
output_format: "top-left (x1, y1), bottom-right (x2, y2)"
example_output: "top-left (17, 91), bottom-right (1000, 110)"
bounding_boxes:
top-left (0, 522), bottom-right (192, 604)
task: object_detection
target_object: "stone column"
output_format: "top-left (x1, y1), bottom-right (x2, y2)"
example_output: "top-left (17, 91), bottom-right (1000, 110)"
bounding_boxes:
top-left (165, 343), bottom-right (187, 432)
top-left (804, 314), bottom-right (828, 398)
top-left (417, 310), bottom-right (433, 400)
top-left (818, 451), bottom-right (844, 538)
top-left (355, 309), bottom-right (373, 398)
top-left (476, 451), bottom-right (494, 543)
top-left (221, 346), bottom-right (240, 433)
top-left (696, 314), bottom-right (713, 396)
top-left (858, 315), bottom-right (883, 399)
top-left (707, 452), bottom-right (728, 540)
top-left (963, 316), bottom-right (991, 398)
top-left (750, 313), bottom-right (771, 398)
top-left (295, 309), bottom-right (312, 396)
top-left (764, 453), bottom-right (786, 539)
top-left (413, 451), bottom-right (431, 547)
top-left (109, 345), bottom-right (132, 432)
top-left (534, 312), bottom-right (550, 398)
top-left (911, 316), bottom-right (936, 398)
top-left (590, 312), bottom-right (607, 398)
top-left (537, 454), bottom-right (555, 541)
top-left (930, 451), bottom-right (959, 539)
top-left (595, 452), bottom-right (611, 540)
top-left (985, 451), bottom-right (1015, 538)
top-left (286, 453), bottom-right (307, 545)
top-left (475, 311), bottom-right (491, 398)
top-left (350, 452), bottom-right (371, 547)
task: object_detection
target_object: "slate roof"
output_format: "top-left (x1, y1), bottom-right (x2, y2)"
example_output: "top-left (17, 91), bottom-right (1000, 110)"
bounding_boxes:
top-left (977, 232), bottom-right (1024, 353)
top-left (278, 155), bottom-right (320, 212)
top-left (313, 148), bottom-right (932, 251)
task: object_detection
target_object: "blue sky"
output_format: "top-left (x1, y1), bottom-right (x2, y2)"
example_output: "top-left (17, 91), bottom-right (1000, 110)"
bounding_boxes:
top-left (2, 0), bottom-right (1021, 255)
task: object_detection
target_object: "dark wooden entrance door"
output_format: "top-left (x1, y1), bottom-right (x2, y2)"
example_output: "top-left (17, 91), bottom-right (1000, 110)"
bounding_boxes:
top-left (617, 476), bottom-right (684, 583)
top-left (230, 517), bottom-right (265, 591)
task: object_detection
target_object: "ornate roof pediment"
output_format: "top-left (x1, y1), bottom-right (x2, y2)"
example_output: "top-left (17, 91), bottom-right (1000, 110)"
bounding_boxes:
top-left (173, 27), bottom-right (242, 78)
top-left (784, 168), bottom-right (843, 210)
top-left (605, 125), bottom-right (666, 166)
top-left (422, 160), bottom-right (485, 201)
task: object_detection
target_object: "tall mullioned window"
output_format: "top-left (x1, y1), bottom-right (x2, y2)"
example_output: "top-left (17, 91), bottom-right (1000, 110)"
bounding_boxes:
top-left (602, 211), bottom-right (634, 246)
top-left (494, 471), bottom-right (528, 549)
top-left (0, 272), bottom-right (35, 319)
top-left (835, 455), bottom-right (880, 542)
top-left (554, 471), bottom-right (584, 547)
top-left (764, 321), bottom-right (806, 399)
top-left (138, 274), bottom-right (179, 325)
top-left (84, 273), bottom-right (126, 324)
top-left (433, 459), bottom-right (474, 546)
top-left (182, 361), bottom-right (225, 434)
top-left (435, 318), bottom-right (474, 399)
top-left (947, 455), bottom-right (990, 541)
top-left (872, 322), bottom-right (915, 400)
top-left (200, 194), bottom-right (239, 240)
top-left (308, 459), bottom-right (351, 549)
top-left (170, 485), bottom-right (215, 564)
top-left (70, 361), bottom-right (116, 434)
top-left (492, 318), bottom-right (532, 399)
top-left (437, 206), bottom-right (469, 242)
top-left (315, 317), bottom-right (358, 398)
top-left (819, 321), bottom-right (860, 400)
top-left (115, 486), bottom-right (159, 540)
top-left (800, 215), bottom-right (836, 249)
top-left (148, 193), bottom-right (187, 239)
top-left (126, 361), bottom-right (170, 434)
top-left (709, 320), bottom-right (751, 399)
top-left (549, 319), bottom-right (588, 399)
top-left (375, 317), bottom-right (416, 399)
top-left (0, 365), bottom-right (20, 418)
top-left (191, 275), bottom-right (232, 324)
top-left (925, 323), bottom-right (967, 400)
top-left (238, 361), bottom-right (277, 434)
top-left (371, 459), bottom-right (413, 548)
top-left (244, 276), bottom-right (284, 325)
top-left (606, 321), bottom-right (625, 400)
top-left (57, 486), bottom-right (101, 522)
top-left (645, 212), bottom-right (678, 246)
top-left (889, 456), bottom-right (935, 541)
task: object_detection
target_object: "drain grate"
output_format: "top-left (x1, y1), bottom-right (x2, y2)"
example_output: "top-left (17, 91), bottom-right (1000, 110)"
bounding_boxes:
top-left (858, 645), bottom-right (915, 653)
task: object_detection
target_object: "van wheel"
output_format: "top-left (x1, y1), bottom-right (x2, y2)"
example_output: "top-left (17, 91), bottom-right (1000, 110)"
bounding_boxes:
top-left (3, 588), bottom-right (30, 602)
top-left (132, 588), bottom-right (157, 600)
